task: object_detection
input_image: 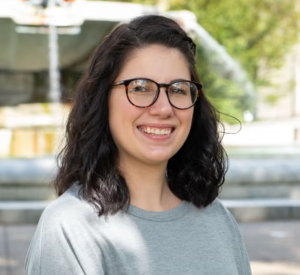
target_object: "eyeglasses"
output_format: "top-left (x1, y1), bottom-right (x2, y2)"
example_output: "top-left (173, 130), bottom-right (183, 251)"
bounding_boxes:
top-left (112, 78), bottom-right (201, 110)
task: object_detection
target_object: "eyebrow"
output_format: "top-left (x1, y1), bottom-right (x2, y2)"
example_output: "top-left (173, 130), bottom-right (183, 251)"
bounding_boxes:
top-left (171, 78), bottom-right (191, 82)
top-left (137, 77), bottom-right (191, 83)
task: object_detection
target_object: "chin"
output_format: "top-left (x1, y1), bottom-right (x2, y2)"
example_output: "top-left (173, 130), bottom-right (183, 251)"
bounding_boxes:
top-left (142, 151), bottom-right (175, 165)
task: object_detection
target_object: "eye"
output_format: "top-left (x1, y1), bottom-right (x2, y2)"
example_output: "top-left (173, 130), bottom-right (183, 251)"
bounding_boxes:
top-left (129, 80), bottom-right (156, 94)
top-left (131, 85), bottom-right (149, 92)
top-left (169, 81), bottom-right (191, 96)
top-left (169, 86), bottom-right (187, 95)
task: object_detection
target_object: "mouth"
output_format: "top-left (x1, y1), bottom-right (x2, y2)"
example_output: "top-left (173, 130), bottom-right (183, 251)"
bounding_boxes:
top-left (137, 126), bottom-right (175, 136)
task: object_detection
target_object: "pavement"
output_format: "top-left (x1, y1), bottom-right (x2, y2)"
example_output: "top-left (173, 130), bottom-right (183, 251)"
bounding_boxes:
top-left (239, 221), bottom-right (300, 275)
top-left (0, 220), bottom-right (299, 275)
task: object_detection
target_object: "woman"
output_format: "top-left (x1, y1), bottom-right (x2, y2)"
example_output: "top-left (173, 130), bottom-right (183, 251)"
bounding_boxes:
top-left (26, 15), bottom-right (252, 275)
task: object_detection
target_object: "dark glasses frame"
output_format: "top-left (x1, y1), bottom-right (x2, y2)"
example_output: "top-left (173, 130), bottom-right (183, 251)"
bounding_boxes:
top-left (112, 78), bottom-right (202, 110)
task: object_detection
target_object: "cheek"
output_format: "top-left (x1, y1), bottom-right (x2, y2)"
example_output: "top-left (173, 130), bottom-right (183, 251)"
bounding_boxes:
top-left (109, 92), bottom-right (129, 126)
top-left (177, 109), bottom-right (194, 131)
top-left (109, 95), bottom-right (143, 141)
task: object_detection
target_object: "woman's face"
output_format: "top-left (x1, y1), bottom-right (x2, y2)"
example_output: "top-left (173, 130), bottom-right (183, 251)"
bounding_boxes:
top-left (109, 45), bottom-right (194, 167)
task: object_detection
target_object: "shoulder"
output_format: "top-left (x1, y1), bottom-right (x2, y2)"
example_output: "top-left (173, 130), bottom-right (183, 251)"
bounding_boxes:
top-left (200, 198), bottom-right (242, 232)
top-left (46, 182), bottom-right (89, 212)
top-left (25, 183), bottom-right (101, 274)
top-left (200, 199), bottom-right (252, 274)
top-left (187, 198), bottom-right (244, 245)
top-left (30, 183), bottom-right (101, 250)
top-left (41, 183), bottom-right (96, 228)
top-left (207, 198), bottom-right (235, 220)
top-left (189, 198), bottom-right (234, 221)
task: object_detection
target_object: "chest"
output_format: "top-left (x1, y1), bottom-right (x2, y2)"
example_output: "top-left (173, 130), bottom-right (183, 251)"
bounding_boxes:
top-left (77, 221), bottom-right (241, 275)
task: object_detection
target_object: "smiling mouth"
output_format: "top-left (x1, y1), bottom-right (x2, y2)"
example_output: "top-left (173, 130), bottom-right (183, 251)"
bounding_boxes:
top-left (137, 126), bottom-right (174, 136)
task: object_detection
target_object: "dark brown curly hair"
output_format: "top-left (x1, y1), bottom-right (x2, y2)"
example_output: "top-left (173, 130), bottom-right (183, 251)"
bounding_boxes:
top-left (54, 15), bottom-right (228, 217)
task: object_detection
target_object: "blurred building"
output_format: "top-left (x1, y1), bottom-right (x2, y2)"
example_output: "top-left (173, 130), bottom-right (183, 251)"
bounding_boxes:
top-left (257, 43), bottom-right (300, 119)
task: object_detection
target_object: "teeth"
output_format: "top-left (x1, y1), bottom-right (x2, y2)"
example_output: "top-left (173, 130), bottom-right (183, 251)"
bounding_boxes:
top-left (138, 127), bottom-right (172, 135)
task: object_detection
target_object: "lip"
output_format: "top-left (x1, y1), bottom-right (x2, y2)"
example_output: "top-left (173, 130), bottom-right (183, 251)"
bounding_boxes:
top-left (136, 124), bottom-right (176, 141)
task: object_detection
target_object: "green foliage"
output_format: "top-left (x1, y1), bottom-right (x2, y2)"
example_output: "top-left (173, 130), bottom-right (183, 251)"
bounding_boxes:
top-left (173, 0), bottom-right (299, 83)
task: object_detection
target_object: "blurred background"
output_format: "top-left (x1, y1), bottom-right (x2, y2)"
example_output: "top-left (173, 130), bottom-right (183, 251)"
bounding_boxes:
top-left (0, 0), bottom-right (299, 274)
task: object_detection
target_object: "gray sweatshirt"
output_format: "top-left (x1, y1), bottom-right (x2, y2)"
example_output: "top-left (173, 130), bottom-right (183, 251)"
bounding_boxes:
top-left (25, 183), bottom-right (252, 275)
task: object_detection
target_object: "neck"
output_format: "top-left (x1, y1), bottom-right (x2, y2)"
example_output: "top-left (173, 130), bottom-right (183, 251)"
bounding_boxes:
top-left (118, 157), bottom-right (182, 212)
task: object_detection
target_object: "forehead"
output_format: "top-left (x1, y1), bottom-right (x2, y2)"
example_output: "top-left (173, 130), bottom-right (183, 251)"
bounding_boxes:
top-left (116, 45), bottom-right (191, 82)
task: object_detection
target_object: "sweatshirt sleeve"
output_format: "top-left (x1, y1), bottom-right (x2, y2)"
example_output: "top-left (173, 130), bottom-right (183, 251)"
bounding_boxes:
top-left (25, 211), bottom-right (83, 275)
top-left (224, 206), bottom-right (252, 275)
top-left (25, 207), bottom-right (105, 275)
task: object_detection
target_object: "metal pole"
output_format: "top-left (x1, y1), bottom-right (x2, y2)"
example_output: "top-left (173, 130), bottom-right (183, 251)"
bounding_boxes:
top-left (48, 0), bottom-right (61, 102)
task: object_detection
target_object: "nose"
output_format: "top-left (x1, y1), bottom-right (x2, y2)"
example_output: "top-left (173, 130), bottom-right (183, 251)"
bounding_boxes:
top-left (148, 88), bottom-right (174, 118)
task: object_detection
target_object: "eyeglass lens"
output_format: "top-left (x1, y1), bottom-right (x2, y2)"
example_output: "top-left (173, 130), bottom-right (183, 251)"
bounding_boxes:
top-left (127, 79), bottom-right (197, 109)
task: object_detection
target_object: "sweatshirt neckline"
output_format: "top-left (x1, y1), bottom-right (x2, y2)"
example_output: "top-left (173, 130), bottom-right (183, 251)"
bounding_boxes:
top-left (126, 201), bottom-right (190, 222)
top-left (70, 182), bottom-right (190, 222)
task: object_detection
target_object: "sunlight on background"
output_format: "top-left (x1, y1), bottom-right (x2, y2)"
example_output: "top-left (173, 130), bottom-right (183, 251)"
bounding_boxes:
top-left (0, 0), bottom-right (299, 274)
